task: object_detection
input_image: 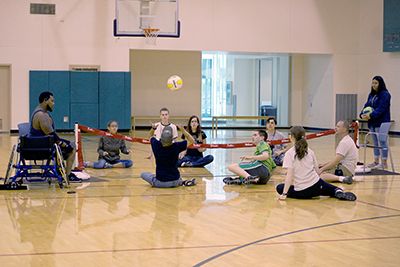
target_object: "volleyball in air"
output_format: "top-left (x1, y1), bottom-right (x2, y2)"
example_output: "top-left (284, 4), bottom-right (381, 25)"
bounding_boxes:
top-left (167, 75), bottom-right (183, 91)
top-left (362, 107), bottom-right (374, 116)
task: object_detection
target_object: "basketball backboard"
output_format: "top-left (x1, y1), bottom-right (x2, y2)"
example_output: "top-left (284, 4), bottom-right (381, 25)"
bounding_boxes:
top-left (114, 0), bottom-right (180, 38)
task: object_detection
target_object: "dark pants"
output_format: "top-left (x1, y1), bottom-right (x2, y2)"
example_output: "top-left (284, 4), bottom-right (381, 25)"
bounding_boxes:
top-left (245, 164), bottom-right (271, 184)
top-left (276, 178), bottom-right (340, 199)
top-left (177, 155), bottom-right (214, 167)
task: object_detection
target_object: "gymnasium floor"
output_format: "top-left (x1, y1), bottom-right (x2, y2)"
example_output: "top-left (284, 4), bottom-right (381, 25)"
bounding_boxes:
top-left (0, 128), bottom-right (399, 267)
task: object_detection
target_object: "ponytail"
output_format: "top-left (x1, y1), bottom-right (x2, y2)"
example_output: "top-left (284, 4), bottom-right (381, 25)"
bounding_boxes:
top-left (290, 126), bottom-right (308, 160)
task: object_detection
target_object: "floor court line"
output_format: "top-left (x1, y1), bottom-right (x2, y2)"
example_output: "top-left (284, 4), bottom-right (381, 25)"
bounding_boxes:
top-left (0, 222), bottom-right (398, 259)
top-left (193, 213), bottom-right (400, 267)
top-left (356, 200), bottom-right (400, 212)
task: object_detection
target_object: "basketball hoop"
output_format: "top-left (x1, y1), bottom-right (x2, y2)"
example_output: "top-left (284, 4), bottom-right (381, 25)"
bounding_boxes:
top-left (142, 28), bottom-right (160, 45)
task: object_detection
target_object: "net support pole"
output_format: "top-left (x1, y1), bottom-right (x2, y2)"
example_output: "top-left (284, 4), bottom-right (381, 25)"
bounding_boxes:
top-left (75, 122), bottom-right (85, 170)
top-left (75, 122), bottom-right (79, 168)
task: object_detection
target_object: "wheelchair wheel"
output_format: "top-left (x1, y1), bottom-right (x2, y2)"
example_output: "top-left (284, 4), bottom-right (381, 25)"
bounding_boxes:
top-left (10, 182), bottom-right (17, 189)
top-left (4, 145), bottom-right (18, 185)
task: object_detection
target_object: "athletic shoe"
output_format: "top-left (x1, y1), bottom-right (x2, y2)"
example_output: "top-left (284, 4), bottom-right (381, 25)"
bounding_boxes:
top-left (181, 161), bottom-right (193, 167)
top-left (242, 175), bottom-right (260, 185)
top-left (368, 162), bottom-right (379, 168)
top-left (84, 161), bottom-right (91, 168)
top-left (72, 171), bottom-right (90, 181)
top-left (183, 178), bottom-right (196, 186)
top-left (342, 175), bottom-right (353, 184)
top-left (223, 177), bottom-right (242, 185)
top-left (68, 173), bottom-right (82, 183)
top-left (376, 162), bottom-right (388, 169)
top-left (104, 162), bottom-right (113, 168)
top-left (334, 190), bottom-right (357, 201)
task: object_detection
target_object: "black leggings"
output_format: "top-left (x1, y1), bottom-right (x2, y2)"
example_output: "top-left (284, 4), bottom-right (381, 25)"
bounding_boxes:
top-left (276, 178), bottom-right (340, 199)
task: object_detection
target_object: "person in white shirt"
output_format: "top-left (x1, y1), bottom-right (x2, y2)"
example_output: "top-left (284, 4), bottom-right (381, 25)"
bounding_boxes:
top-left (146, 107), bottom-right (178, 159)
top-left (277, 126), bottom-right (356, 201)
top-left (316, 120), bottom-right (358, 184)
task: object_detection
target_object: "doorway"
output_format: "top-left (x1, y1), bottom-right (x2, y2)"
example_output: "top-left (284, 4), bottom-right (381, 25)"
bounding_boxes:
top-left (0, 65), bottom-right (11, 132)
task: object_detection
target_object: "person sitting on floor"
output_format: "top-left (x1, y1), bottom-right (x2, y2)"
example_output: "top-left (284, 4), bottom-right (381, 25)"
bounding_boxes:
top-left (266, 117), bottom-right (290, 166)
top-left (316, 120), bottom-right (358, 184)
top-left (277, 126), bottom-right (356, 201)
top-left (223, 130), bottom-right (276, 185)
top-left (84, 120), bottom-right (133, 169)
top-left (178, 115), bottom-right (214, 167)
top-left (141, 124), bottom-right (197, 188)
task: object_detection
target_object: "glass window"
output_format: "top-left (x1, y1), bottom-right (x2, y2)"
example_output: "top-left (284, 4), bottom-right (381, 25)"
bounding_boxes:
top-left (201, 52), bottom-right (290, 127)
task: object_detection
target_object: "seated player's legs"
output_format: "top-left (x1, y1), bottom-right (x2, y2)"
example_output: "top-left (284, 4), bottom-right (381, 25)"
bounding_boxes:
top-left (239, 161), bottom-right (271, 184)
top-left (224, 161), bottom-right (270, 185)
top-left (276, 179), bottom-right (356, 201)
top-left (178, 155), bottom-right (214, 167)
top-left (320, 163), bottom-right (353, 184)
top-left (272, 152), bottom-right (284, 166)
top-left (140, 172), bottom-right (183, 188)
top-left (92, 159), bottom-right (108, 169)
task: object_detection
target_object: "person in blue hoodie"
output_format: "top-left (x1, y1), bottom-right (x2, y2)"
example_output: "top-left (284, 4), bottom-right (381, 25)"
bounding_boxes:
top-left (360, 75), bottom-right (391, 169)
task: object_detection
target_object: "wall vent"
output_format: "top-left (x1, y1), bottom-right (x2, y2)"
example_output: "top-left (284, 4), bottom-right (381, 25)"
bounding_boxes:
top-left (30, 3), bottom-right (56, 15)
top-left (335, 94), bottom-right (358, 122)
top-left (69, 65), bottom-right (101, 72)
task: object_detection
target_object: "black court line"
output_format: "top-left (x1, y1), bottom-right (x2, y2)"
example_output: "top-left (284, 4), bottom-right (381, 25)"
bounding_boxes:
top-left (0, 235), bottom-right (399, 258)
top-left (193, 214), bottom-right (400, 267)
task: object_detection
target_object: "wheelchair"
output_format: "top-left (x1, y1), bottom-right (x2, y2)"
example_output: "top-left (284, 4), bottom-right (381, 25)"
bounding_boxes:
top-left (4, 124), bottom-right (70, 189)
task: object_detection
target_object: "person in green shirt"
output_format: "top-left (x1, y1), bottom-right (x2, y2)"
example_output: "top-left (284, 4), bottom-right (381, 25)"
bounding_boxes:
top-left (223, 130), bottom-right (276, 185)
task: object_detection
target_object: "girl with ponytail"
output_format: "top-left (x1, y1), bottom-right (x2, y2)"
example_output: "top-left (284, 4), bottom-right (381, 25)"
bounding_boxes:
top-left (276, 126), bottom-right (356, 201)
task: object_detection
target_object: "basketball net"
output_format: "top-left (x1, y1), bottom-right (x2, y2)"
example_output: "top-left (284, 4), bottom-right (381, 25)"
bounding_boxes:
top-left (142, 28), bottom-right (159, 45)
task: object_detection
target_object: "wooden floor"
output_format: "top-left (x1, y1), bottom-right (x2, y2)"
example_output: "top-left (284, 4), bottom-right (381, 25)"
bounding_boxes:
top-left (0, 129), bottom-right (399, 267)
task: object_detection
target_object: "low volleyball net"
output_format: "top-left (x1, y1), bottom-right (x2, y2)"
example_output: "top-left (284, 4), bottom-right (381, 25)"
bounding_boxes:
top-left (74, 122), bottom-right (359, 170)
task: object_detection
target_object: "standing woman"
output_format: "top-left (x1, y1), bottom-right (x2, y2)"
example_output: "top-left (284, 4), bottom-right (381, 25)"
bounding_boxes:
top-left (178, 115), bottom-right (214, 167)
top-left (277, 126), bottom-right (356, 201)
top-left (360, 76), bottom-right (391, 169)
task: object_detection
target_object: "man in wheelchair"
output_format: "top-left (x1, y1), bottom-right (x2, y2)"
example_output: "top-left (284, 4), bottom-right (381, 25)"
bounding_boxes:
top-left (30, 92), bottom-right (82, 183)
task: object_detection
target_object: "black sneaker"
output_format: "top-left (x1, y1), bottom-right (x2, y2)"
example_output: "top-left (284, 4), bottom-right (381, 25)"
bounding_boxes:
top-left (68, 173), bottom-right (82, 183)
top-left (223, 177), bottom-right (242, 185)
top-left (342, 175), bottom-right (353, 184)
top-left (183, 178), bottom-right (196, 186)
top-left (335, 190), bottom-right (356, 201)
top-left (242, 175), bottom-right (259, 185)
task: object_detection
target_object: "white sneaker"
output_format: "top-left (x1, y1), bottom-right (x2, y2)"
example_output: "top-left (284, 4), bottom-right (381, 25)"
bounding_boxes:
top-left (72, 171), bottom-right (90, 180)
top-left (368, 162), bottom-right (379, 168)
top-left (376, 162), bottom-right (388, 169)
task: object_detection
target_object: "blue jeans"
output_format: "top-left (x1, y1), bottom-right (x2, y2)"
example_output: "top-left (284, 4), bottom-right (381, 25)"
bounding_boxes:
top-left (272, 151), bottom-right (285, 166)
top-left (140, 172), bottom-right (182, 188)
top-left (92, 159), bottom-right (133, 169)
top-left (177, 155), bottom-right (214, 167)
top-left (369, 125), bottom-right (388, 160)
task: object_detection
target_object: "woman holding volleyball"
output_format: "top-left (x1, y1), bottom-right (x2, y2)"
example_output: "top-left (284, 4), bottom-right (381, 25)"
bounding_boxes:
top-left (360, 75), bottom-right (391, 169)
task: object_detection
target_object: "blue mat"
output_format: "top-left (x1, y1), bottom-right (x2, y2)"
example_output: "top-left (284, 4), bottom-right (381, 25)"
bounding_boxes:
top-left (355, 168), bottom-right (399, 176)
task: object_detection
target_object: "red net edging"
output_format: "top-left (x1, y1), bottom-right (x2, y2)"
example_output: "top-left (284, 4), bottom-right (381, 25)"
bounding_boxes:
top-left (77, 122), bottom-right (358, 149)
top-left (75, 122), bottom-right (359, 169)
